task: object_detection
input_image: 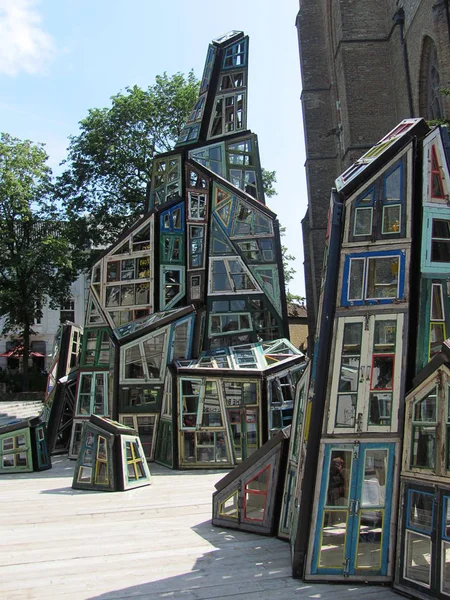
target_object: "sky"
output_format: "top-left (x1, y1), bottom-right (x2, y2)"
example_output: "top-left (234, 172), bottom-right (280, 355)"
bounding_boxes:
top-left (0, 0), bottom-right (307, 298)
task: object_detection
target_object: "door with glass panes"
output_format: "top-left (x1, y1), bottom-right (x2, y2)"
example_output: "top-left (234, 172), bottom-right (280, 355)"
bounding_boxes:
top-left (223, 380), bottom-right (259, 462)
top-left (310, 442), bottom-right (395, 578)
top-left (328, 314), bottom-right (404, 434)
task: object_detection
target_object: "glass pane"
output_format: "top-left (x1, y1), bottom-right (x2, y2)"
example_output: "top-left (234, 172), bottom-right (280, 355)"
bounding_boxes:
top-left (354, 207), bottom-right (372, 236)
top-left (339, 357), bottom-right (359, 392)
top-left (16, 452), bottom-right (27, 466)
top-left (220, 492), bottom-right (238, 518)
top-left (96, 461), bottom-right (109, 484)
top-left (371, 355), bottom-right (393, 389)
top-left (430, 323), bottom-right (445, 357)
top-left (382, 205), bottom-right (401, 234)
top-left (368, 393), bottom-right (392, 426)
top-left (246, 465), bottom-right (270, 491)
top-left (335, 394), bottom-right (356, 427)
top-left (356, 511), bottom-right (383, 570)
top-left (348, 259), bottom-right (364, 300)
top-left (319, 510), bottom-right (348, 568)
top-left (373, 320), bottom-right (396, 351)
top-left (384, 167), bottom-right (401, 202)
top-left (414, 390), bottom-right (437, 421)
top-left (366, 257), bottom-right (399, 299)
top-left (343, 322), bottom-right (362, 353)
top-left (443, 542), bottom-right (450, 595)
top-left (2, 437), bottom-right (14, 451)
top-left (143, 333), bottom-right (164, 379)
top-left (77, 466), bottom-right (92, 483)
top-left (412, 427), bottom-right (436, 468)
top-left (326, 450), bottom-right (351, 507)
top-left (362, 449), bottom-right (387, 508)
top-left (432, 219), bottom-right (450, 262)
top-left (125, 345), bottom-right (145, 379)
top-left (181, 379), bottom-right (201, 427)
top-left (405, 530), bottom-right (431, 586)
top-left (431, 284), bottom-right (444, 320)
top-left (408, 490), bottom-right (434, 532)
top-left (202, 380), bottom-right (223, 427)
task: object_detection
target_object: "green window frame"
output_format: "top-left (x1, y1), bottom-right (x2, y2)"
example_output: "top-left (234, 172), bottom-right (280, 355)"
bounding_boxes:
top-left (75, 372), bottom-right (108, 417)
top-left (81, 328), bottom-right (111, 367)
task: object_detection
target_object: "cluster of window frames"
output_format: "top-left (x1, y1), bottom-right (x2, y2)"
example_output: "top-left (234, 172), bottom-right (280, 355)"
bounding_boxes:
top-left (93, 219), bottom-right (153, 328)
top-left (189, 144), bottom-right (225, 177)
top-left (121, 329), bottom-right (168, 384)
top-left (76, 430), bottom-right (110, 486)
top-left (1, 431), bottom-right (30, 470)
top-left (75, 372), bottom-right (108, 417)
top-left (209, 92), bottom-right (245, 139)
top-left (150, 156), bottom-right (182, 209)
top-left (402, 487), bottom-right (450, 594)
top-left (209, 257), bottom-right (260, 294)
top-left (331, 316), bottom-right (401, 432)
top-left (209, 296), bottom-right (281, 346)
top-left (179, 376), bottom-right (259, 464)
top-left (231, 200), bottom-right (273, 238)
top-left (350, 161), bottom-right (405, 241)
top-left (81, 328), bottom-right (110, 368)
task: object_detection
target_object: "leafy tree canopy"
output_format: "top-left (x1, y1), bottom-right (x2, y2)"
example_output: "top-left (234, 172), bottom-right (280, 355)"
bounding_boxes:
top-left (57, 72), bottom-right (199, 249)
top-left (0, 133), bottom-right (77, 389)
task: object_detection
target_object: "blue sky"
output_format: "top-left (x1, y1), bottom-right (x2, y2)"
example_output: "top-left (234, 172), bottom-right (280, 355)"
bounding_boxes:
top-left (0, 0), bottom-right (307, 298)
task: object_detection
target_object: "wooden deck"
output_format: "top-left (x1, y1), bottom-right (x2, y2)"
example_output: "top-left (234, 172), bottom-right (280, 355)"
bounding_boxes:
top-left (0, 457), bottom-right (402, 600)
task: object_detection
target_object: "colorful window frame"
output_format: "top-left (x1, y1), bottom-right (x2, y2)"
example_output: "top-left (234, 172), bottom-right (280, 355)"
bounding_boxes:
top-left (341, 250), bottom-right (405, 306)
top-left (188, 224), bottom-right (205, 270)
top-left (81, 327), bottom-right (111, 368)
top-left (422, 208), bottom-right (450, 273)
top-left (75, 372), bottom-right (108, 417)
top-left (150, 156), bottom-right (182, 209)
top-left (120, 328), bottom-right (169, 385)
top-left (160, 266), bottom-right (185, 309)
top-left (208, 92), bottom-right (246, 139)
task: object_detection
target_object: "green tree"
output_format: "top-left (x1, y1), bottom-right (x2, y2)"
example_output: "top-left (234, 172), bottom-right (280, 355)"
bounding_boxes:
top-left (262, 171), bottom-right (305, 304)
top-left (0, 133), bottom-right (77, 391)
top-left (58, 72), bottom-right (199, 249)
top-left (428, 88), bottom-right (450, 132)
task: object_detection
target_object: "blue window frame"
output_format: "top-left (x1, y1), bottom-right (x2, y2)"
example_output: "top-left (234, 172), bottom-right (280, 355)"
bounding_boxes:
top-left (160, 203), bottom-right (184, 233)
top-left (222, 38), bottom-right (248, 70)
top-left (341, 250), bottom-right (406, 306)
top-left (406, 489), bottom-right (435, 535)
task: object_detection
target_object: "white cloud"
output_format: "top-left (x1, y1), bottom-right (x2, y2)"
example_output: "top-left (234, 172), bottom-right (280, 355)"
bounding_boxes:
top-left (0, 0), bottom-right (56, 76)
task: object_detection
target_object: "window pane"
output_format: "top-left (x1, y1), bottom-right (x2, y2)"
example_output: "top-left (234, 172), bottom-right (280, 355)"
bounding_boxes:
top-left (326, 450), bottom-right (351, 507)
top-left (405, 531), bottom-right (431, 586)
top-left (432, 219), bottom-right (450, 262)
top-left (368, 393), bottom-right (392, 426)
top-left (354, 207), bottom-right (372, 236)
top-left (373, 320), bottom-right (396, 352)
top-left (408, 490), bottom-right (434, 532)
top-left (384, 166), bottom-right (401, 202)
top-left (412, 426), bottom-right (436, 468)
top-left (382, 205), bottom-right (401, 234)
top-left (348, 259), bottom-right (364, 300)
top-left (431, 284), bottom-right (444, 320)
top-left (366, 257), bottom-right (399, 299)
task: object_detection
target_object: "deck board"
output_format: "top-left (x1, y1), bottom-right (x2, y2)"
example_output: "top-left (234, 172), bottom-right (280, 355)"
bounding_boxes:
top-left (0, 457), bottom-right (402, 599)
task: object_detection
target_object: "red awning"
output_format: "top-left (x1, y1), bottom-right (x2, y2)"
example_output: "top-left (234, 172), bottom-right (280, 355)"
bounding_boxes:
top-left (0, 346), bottom-right (45, 358)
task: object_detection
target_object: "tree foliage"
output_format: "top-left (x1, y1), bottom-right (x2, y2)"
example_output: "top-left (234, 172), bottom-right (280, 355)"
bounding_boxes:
top-left (0, 133), bottom-right (77, 390)
top-left (428, 88), bottom-right (450, 132)
top-left (57, 72), bottom-right (199, 248)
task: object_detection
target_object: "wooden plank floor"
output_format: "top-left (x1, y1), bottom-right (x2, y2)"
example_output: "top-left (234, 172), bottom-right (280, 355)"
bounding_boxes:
top-left (0, 457), bottom-right (402, 600)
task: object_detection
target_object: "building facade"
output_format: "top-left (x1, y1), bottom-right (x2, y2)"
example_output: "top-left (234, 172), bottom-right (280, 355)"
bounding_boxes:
top-left (297, 0), bottom-right (450, 344)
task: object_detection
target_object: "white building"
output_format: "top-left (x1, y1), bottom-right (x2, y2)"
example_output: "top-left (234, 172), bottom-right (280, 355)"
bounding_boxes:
top-left (0, 273), bottom-right (87, 373)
